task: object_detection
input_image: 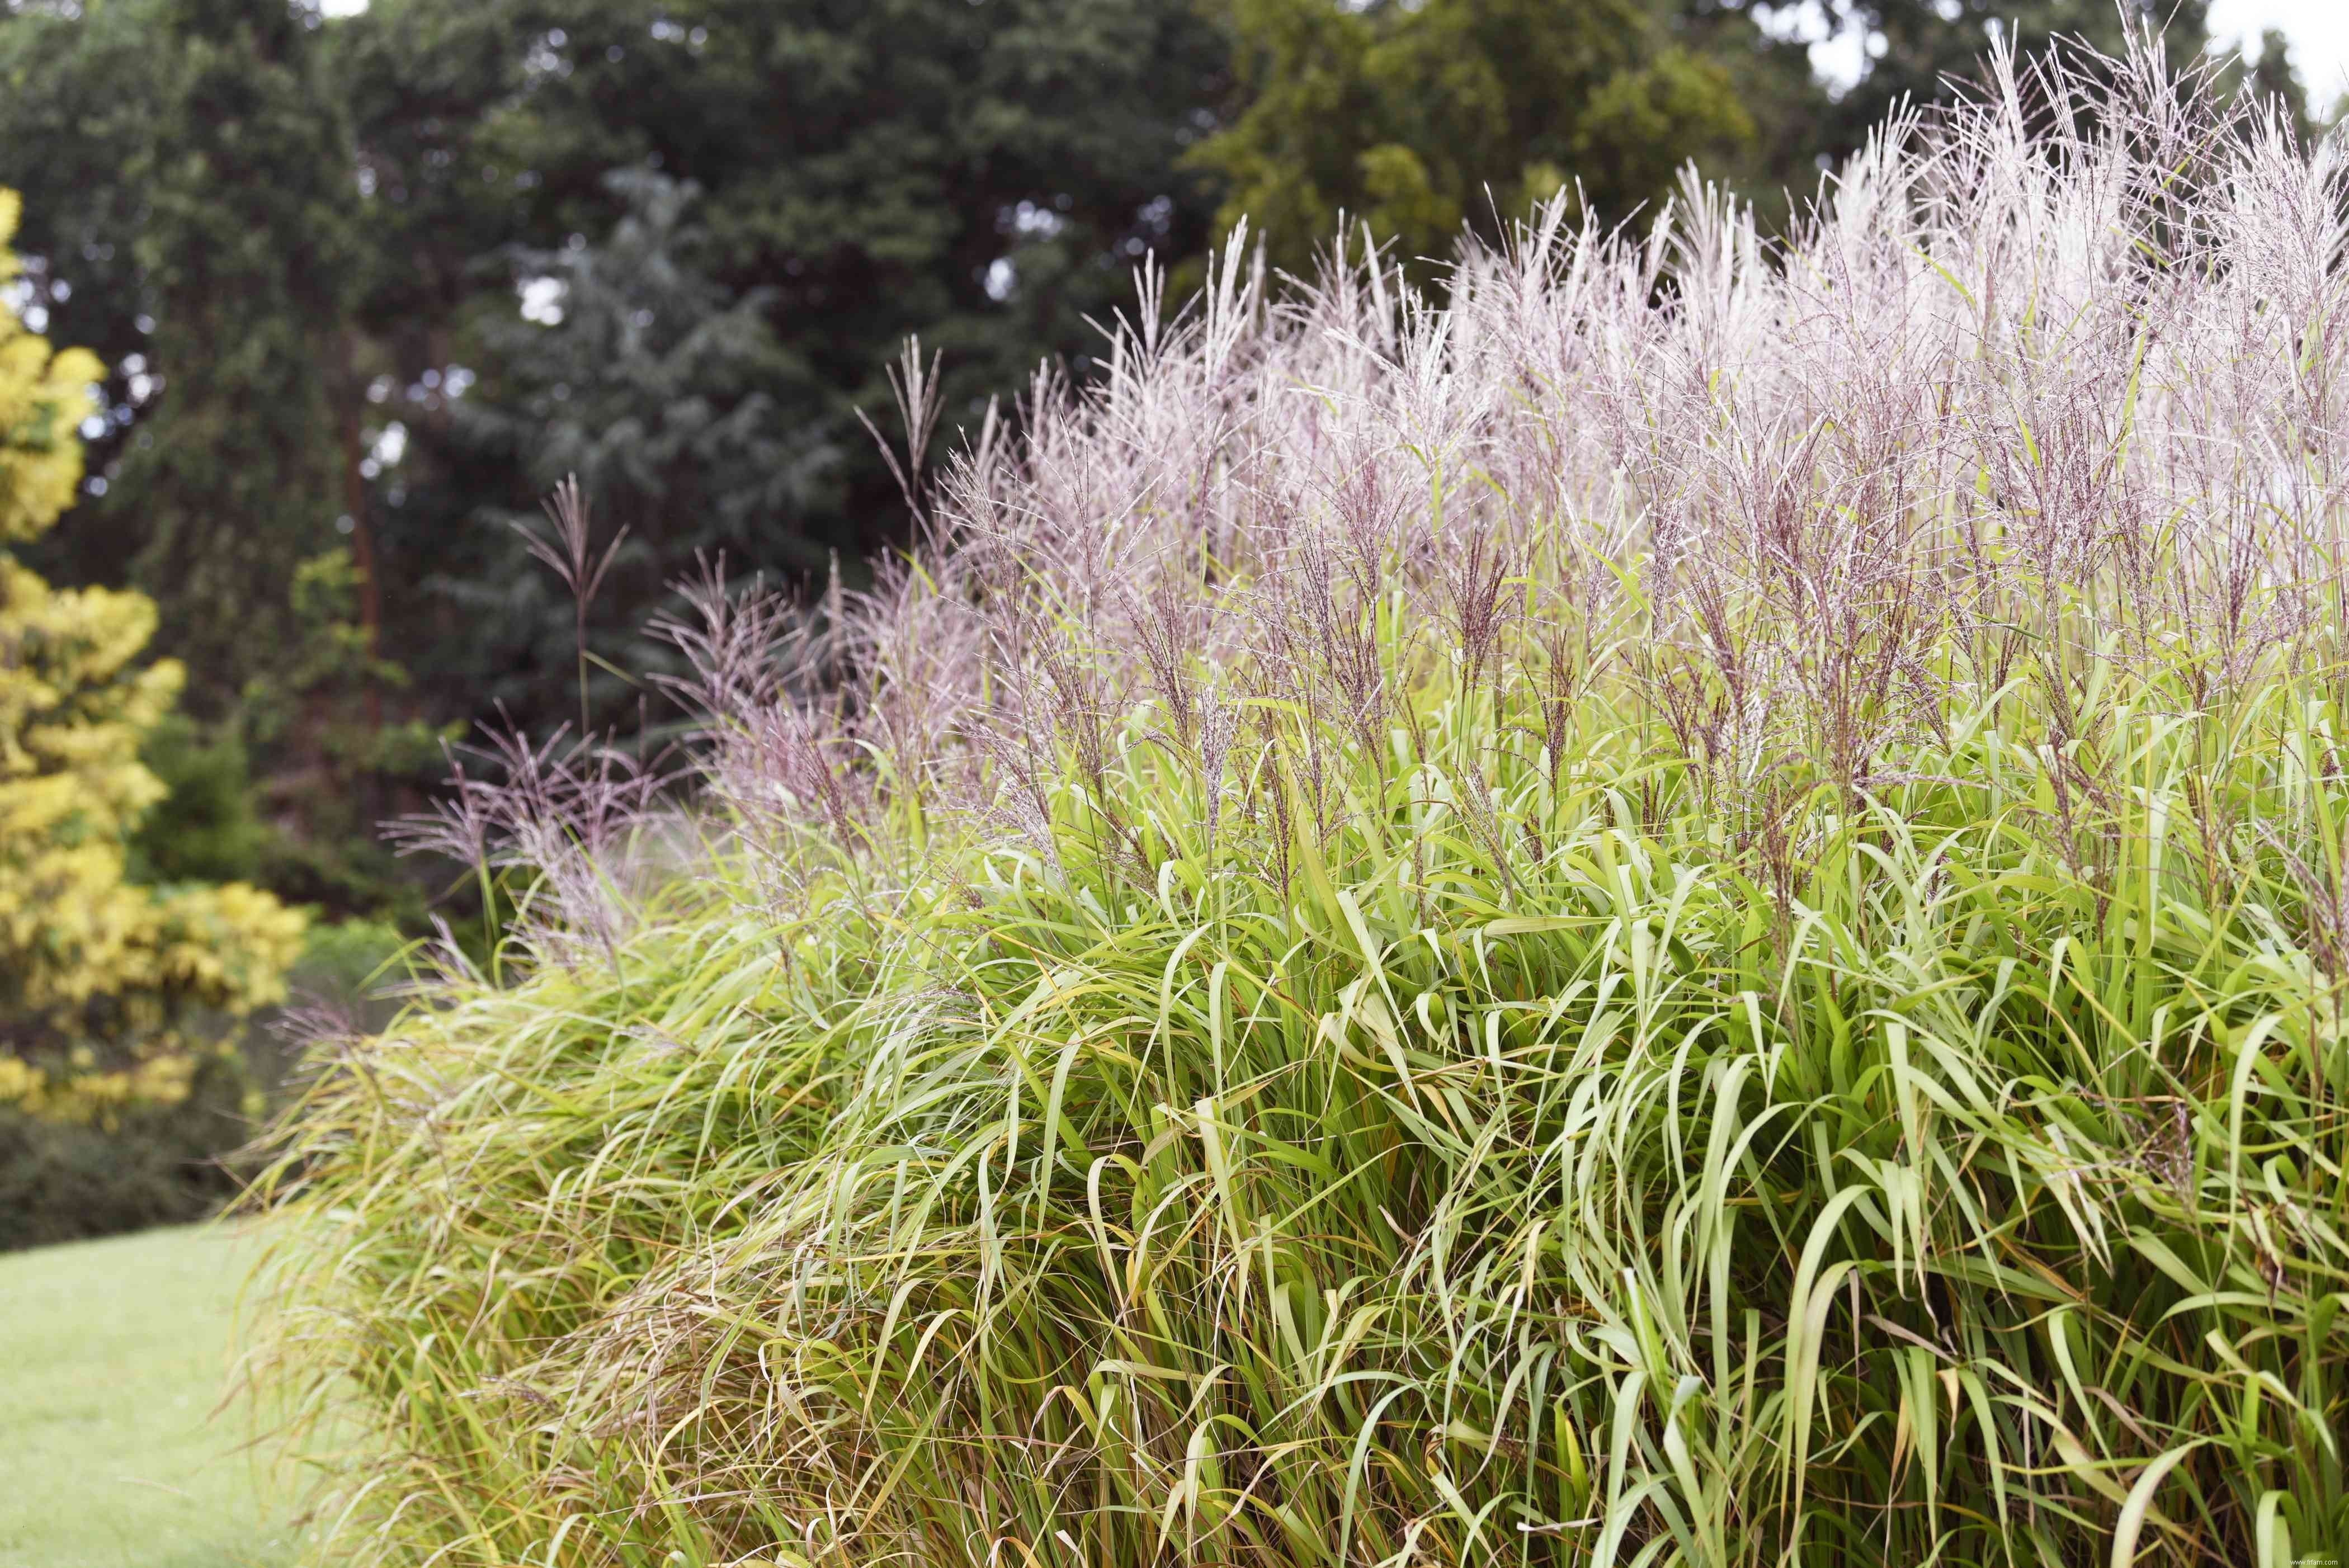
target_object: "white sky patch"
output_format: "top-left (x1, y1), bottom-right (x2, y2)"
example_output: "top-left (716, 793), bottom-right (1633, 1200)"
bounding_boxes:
top-left (2209, 0), bottom-right (2349, 110)
top-left (1756, 0), bottom-right (1874, 92)
top-left (519, 276), bottom-right (567, 326)
top-left (319, 0), bottom-right (368, 15)
top-left (1811, 24), bottom-right (1878, 91)
top-left (360, 421), bottom-right (405, 480)
top-left (1010, 200), bottom-right (1067, 238)
top-left (2, 278), bottom-right (46, 336)
top-left (371, 421), bottom-right (407, 467)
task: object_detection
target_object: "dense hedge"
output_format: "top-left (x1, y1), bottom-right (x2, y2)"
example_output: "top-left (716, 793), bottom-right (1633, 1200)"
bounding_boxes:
top-left (0, 1054), bottom-right (253, 1251)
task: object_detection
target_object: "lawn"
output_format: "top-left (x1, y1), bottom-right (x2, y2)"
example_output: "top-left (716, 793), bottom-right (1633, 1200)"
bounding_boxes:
top-left (0, 1224), bottom-right (306, 1568)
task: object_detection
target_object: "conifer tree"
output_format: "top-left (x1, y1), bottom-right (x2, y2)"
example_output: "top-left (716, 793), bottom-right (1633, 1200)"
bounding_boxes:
top-left (0, 189), bottom-right (304, 1129)
top-left (1192, 0), bottom-right (1756, 276)
top-left (109, 0), bottom-right (361, 717)
top-left (1815, 0), bottom-right (2213, 162)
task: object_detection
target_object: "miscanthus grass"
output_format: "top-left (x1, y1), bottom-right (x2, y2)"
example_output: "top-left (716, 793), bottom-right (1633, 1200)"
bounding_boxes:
top-left (248, 38), bottom-right (2349, 1568)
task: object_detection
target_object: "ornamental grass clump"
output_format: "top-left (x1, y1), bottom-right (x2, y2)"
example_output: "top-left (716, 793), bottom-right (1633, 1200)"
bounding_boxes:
top-left (251, 39), bottom-right (2348, 1568)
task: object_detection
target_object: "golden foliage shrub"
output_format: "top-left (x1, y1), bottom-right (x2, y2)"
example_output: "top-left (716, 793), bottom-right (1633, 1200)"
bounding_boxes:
top-left (0, 188), bottom-right (303, 1132)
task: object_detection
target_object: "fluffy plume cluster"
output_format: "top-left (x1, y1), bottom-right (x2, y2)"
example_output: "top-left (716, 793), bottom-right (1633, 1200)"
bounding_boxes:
top-left (254, 36), bottom-right (2349, 1568)
top-left (565, 44), bottom-right (2349, 938)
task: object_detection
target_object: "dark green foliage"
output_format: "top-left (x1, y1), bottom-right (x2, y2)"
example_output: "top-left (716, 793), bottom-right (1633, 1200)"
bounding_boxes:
top-left (1192, 0), bottom-right (1756, 275)
top-left (473, 170), bottom-right (834, 553)
top-left (115, 0), bottom-right (359, 716)
top-left (0, 0), bottom-right (430, 926)
top-left (238, 550), bottom-right (451, 926)
top-left (0, 0), bottom-right (363, 716)
top-left (1813, 0), bottom-right (2211, 163)
top-left (434, 169), bottom-right (835, 731)
top-left (131, 556), bottom-right (449, 924)
top-left (1667, 1), bottom-right (1845, 232)
top-left (128, 715), bottom-right (269, 888)
top-left (0, 0), bottom-right (168, 582)
top-left (281, 919), bottom-right (407, 1020)
top-left (0, 1054), bottom-right (252, 1253)
top-left (343, 0), bottom-right (1232, 737)
top-left (240, 918), bottom-right (409, 1094)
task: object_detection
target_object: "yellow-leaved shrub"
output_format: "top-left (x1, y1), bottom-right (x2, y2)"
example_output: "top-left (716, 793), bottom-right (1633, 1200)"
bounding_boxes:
top-left (0, 188), bottom-right (304, 1130)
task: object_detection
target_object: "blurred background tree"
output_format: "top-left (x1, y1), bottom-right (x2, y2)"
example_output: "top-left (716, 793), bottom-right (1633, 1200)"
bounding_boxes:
top-left (430, 167), bottom-right (833, 734)
top-left (119, 0), bottom-right (360, 717)
top-left (1812, 0), bottom-right (2213, 160)
top-left (0, 187), bottom-right (306, 1246)
top-left (0, 0), bottom-right (432, 929)
top-left (2, 0), bottom-right (359, 716)
top-left (1192, 0), bottom-right (1755, 277)
top-left (2216, 27), bottom-right (2320, 147)
top-left (328, 0), bottom-right (1235, 742)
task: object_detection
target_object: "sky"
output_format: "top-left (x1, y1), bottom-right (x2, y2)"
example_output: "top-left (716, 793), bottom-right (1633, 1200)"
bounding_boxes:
top-left (2207, 0), bottom-right (2349, 107)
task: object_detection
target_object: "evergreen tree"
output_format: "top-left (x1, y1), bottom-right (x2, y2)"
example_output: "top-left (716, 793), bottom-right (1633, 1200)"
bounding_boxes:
top-left (0, 0), bottom-right (175, 587)
top-left (332, 0), bottom-right (1233, 736)
top-left (440, 169), bottom-right (835, 731)
top-left (2219, 28), bottom-right (2320, 146)
top-left (1191, 0), bottom-right (1756, 277)
top-left (1815, 0), bottom-right (2213, 163)
top-left (1665, 0), bottom-right (1843, 233)
top-left (0, 2), bottom-right (435, 925)
top-left (0, 188), bottom-right (304, 1128)
top-left (112, 0), bottom-right (361, 716)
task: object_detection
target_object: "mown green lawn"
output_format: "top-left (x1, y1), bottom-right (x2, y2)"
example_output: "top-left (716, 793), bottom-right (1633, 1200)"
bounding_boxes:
top-left (1, 1225), bottom-right (308, 1568)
